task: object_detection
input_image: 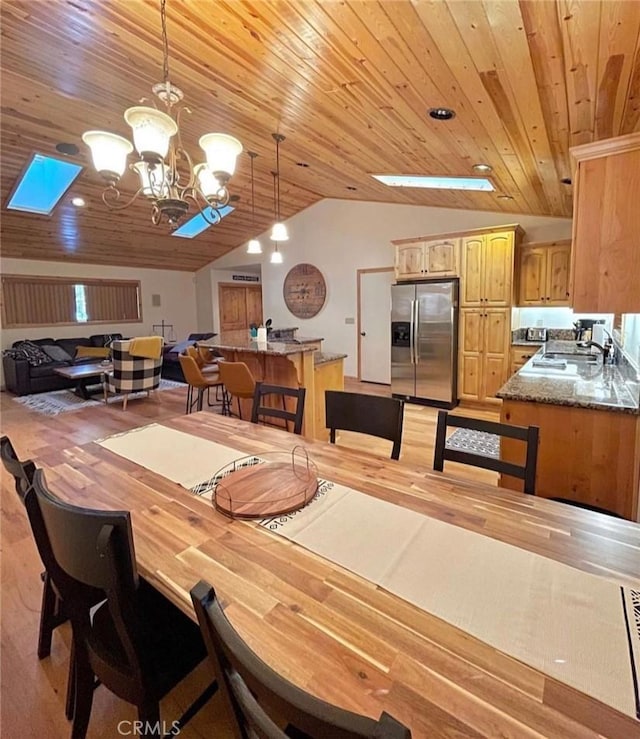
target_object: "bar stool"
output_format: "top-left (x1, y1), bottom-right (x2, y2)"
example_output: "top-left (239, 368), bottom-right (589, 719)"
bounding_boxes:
top-left (178, 353), bottom-right (224, 414)
top-left (217, 361), bottom-right (256, 419)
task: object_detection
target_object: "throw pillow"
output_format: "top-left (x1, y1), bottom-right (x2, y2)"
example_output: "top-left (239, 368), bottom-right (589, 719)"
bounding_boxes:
top-left (41, 344), bottom-right (74, 364)
top-left (12, 340), bottom-right (53, 366)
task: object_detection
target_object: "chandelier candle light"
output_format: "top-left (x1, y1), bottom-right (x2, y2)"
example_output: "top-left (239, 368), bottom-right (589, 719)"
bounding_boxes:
top-left (82, 0), bottom-right (242, 228)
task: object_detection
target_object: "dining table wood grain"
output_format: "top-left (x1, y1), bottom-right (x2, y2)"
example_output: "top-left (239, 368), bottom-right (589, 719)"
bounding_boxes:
top-left (39, 412), bottom-right (640, 739)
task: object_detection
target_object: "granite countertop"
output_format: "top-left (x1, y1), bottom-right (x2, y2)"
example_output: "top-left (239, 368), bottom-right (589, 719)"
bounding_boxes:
top-left (497, 340), bottom-right (640, 414)
top-left (314, 351), bottom-right (347, 366)
top-left (199, 338), bottom-right (316, 357)
top-left (511, 340), bottom-right (545, 347)
top-left (279, 336), bottom-right (324, 345)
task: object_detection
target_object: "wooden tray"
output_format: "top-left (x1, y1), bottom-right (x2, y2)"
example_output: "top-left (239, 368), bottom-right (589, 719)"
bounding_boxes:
top-left (212, 447), bottom-right (319, 519)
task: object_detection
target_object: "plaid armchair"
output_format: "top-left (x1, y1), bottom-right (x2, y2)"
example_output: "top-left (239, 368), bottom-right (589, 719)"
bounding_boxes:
top-left (102, 339), bottom-right (163, 410)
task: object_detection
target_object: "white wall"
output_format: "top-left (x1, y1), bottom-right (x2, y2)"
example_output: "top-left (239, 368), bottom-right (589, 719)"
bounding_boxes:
top-left (203, 199), bottom-right (572, 376)
top-left (1, 258), bottom-right (198, 351)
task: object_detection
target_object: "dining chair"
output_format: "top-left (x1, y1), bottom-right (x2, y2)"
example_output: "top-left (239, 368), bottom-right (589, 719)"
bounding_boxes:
top-left (191, 580), bottom-right (411, 739)
top-left (433, 411), bottom-right (540, 495)
top-left (218, 361), bottom-right (257, 420)
top-left (102, 338), bottom-right (162, 410)
top-left (251, 382), bottom-right (306, 435)
top-left (26, 469), bottom-right (217, 739)
top-left (179, 352), bottom-right (224, 414)
top-left (0, 436), bottom-right (65, 660)
top-left (325, 391), bottom-right (405, 460)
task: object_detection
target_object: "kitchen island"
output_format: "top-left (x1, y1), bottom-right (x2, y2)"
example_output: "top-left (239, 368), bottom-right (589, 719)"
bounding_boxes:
top-left (199, 336), bottom-right (345, 441)
top-left (497, 340), bottom-right (640, 519)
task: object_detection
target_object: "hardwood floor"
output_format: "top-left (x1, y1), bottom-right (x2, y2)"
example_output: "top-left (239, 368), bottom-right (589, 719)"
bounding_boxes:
top-left (0, 379), bottom-right (498, 738)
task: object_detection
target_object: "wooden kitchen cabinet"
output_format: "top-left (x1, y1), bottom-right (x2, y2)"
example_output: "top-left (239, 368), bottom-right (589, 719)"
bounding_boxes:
top-left (509, 345), bottom-right (539, 375)
top-left (460, 229), bottom-right (516, 307)
top-left (394, 238), bottom-right (459, 280)
top-left (570, 132), bottom-right (640, 313)
top-left (458, 308), bottom-right (510, 404)
top-left (517, 241), bottom-right (571, 306)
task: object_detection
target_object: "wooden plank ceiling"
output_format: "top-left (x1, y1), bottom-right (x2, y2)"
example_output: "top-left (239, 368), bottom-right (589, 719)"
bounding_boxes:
top-left (1, 0), bottom-right (639, 271)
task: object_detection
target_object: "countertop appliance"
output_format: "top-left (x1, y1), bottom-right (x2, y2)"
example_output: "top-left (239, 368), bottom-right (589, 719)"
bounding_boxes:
top-left (391, 279), bottom-right (458, 408)
top-left (526, 327), bottom-right (548, 342)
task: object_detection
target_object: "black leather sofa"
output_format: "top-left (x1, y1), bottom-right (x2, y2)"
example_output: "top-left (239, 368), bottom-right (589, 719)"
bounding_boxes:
top-left (3, 334), bottom-right (122, 396)
top-left (161, 333), bottom-right (217, 383)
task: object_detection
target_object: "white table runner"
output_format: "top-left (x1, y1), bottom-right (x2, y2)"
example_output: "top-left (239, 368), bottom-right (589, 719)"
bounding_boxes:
top-left (97, 423), bottom-right (640, 721)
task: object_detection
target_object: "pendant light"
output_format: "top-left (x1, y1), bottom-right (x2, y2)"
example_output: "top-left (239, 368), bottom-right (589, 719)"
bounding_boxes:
top-left (270, 170), bottom-right (283, 264)
top-left (270, 133), bottom-right (289, 241)
top-left (246, 151), bottom-right (262, 254)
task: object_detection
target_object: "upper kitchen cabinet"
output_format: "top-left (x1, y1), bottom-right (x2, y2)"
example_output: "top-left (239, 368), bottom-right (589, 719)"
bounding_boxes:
top-left (393, 237), bottom-right (459, 280)
top-left (460, 227), bottom-right (521, 307)
top-left (517, 241), bottom-right (571, 306)
top-left (570, 133), bottom-right (640, 313)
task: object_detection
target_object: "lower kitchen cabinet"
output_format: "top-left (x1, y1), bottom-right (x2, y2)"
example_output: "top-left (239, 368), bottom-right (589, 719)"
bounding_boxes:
top-left (509, 345), bottom-right (539, 375)
top-left (500, 400), bottom-right (639, 520)
top-left (458, 308), bottom-right (510, 404)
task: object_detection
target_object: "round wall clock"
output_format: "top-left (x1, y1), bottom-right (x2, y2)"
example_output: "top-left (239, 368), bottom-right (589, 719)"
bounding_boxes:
top-left (283, 263), bottom-right (327, 319)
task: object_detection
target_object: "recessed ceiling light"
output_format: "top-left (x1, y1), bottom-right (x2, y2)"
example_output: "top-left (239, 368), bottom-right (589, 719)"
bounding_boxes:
top-left (56, 142), bottom-right (79, 156)
top-left (428, 107), bottom-right (456, 121)
top-left (296, 162), bottom-right (310, 168)
top-left (560, 177), bottom-right (572, 185)
top-left (497, 194), bottom-right (514, 200)
top-left (346, 186), bottom-right (357, 191)
top-left (71, 197), bottom-right (86, 207)
top-left (473, 163), bottom-right (492, 173)
top-left (372, 174), bottom-right (494, 192)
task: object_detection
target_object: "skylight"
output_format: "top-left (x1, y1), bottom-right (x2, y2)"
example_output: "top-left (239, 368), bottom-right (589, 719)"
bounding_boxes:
top-left (372, 175), bottom-right (495, 192)
top-left (7, 153), bottom-right (83, 215)
top-left (171, 205), bottom-right (234, 239)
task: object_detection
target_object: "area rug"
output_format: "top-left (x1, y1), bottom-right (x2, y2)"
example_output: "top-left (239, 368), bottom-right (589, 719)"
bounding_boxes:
top-left (12, 379), bottom-right (185, 416)
top-left (95, 423), bottom-right (640, 721)
top-left (446, 427), bottom-right (500, 458)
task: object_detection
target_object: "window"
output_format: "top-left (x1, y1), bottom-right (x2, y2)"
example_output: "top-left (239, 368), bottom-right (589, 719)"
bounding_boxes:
top-left (1, 275), bottom-right (141, 328)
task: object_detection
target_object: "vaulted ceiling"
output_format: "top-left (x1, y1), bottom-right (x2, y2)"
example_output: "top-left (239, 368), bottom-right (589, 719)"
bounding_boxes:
top-left (1, 0), bottom-right (639, 271)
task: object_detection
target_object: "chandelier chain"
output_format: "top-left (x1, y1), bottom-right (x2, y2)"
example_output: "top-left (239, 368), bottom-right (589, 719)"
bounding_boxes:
top-left (160, 0), bottom-right (170, 83)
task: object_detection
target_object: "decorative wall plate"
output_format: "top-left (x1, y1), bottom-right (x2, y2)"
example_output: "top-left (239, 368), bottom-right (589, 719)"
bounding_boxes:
top-left (283, 263), bottom-right (327, 318)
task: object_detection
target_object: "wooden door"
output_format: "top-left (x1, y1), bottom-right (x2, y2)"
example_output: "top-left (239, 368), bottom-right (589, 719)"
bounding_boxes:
top-left (424, 238), bottom-right (458, 276)
top-left (394, 244), bottom-right (424, 280)
top-left (358, 268), bottom-right (393, 383)
top-left (482, 309), bottom-right (510, 400)
top-left (545, 243), bottom-right (571, 305)
top-left (518, 246), bottom-right (546, 305)
top-left (219, 284), bottom-right (263, 334)
top-left (458, 308), bottom-right (483, 400)
top-left (460, 236), bottom-right (484, 306)
top-left (245, 285), bottom-right (263, 326)
top-left (483, 232), bottom-right (514, 306)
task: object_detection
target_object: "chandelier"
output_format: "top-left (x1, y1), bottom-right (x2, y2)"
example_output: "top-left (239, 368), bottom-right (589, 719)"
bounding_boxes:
top-left (82, 0), bottom-right (242, 228)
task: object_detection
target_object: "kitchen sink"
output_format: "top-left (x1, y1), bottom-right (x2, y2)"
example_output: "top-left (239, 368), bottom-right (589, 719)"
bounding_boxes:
top-left (542, 352), bottom-right (599, 364)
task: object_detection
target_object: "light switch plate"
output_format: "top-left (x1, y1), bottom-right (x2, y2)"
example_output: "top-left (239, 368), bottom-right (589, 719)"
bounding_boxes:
top-left (345, 317), bottom-right (355, 324)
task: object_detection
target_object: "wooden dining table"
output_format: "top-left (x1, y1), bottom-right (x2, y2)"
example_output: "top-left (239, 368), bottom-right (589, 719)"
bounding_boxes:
top-left (41, 412), bottom-right (640, 738)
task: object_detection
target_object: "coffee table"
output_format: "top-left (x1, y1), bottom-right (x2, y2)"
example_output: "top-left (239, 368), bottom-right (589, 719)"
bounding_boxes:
top-left (54, 363), bottom-right (112, 400)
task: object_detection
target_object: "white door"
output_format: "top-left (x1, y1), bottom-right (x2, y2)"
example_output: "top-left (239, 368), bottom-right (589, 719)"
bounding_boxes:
top-left (359, 269), bottom-right (394, 383)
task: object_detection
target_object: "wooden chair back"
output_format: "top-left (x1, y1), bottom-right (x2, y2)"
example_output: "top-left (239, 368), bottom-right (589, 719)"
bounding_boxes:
top-left (251, 383), bottom-right (306, 435)
top-left (1, 434), bottom-right (36, 501)
top-left (191, 580), bottom-right (411, 739)
top-left (433, 411), bottom-right (540, 494)
top-left (325, 391), bottom-right (405, 460)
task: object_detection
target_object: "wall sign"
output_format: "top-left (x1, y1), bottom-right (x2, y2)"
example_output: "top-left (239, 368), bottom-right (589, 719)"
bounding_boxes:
top-left (283, 263), bottom-right (327, 319)
top-left (232, 274), bottom-right (260, 282)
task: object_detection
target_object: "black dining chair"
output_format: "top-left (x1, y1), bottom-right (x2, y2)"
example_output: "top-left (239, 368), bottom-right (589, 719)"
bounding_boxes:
top-left (251, 383), bottom-right (306, 435)
top-left (433, 411), bottom-right (540, 495)
top-left (191, 580), bottom-right (411, 739)
top-left (325, 391), bottom-right (405, 460)
top-left (25, 469), bottom-right (217, 739)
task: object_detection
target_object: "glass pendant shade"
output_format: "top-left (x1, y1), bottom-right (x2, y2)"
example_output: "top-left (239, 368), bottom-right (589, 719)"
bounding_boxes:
top-left (124, 106), bottom-right (177, 160)
top-left (270, 247), bottom-right (283, 264)
top-left (132, 161), bottom-right (171, 198)
top-left (247, 239), bottom-right (262, 254)
top-left (194, 163), bottom-right (223, 200)
top-left (270, 222), bottom-right (289, 241)
top-left (199, 133), bottom-right (243, 179)
top-left (82, 131), bottom-right (133, 179)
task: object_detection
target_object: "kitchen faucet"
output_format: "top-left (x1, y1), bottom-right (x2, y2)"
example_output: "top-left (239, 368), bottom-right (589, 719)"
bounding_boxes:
top-left (577, 327), bottom-right (618, 365)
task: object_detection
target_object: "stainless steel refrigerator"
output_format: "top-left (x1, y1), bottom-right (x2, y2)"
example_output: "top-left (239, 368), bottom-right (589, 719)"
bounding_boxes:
top-left (391, 279), bottom-right (458, 408)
